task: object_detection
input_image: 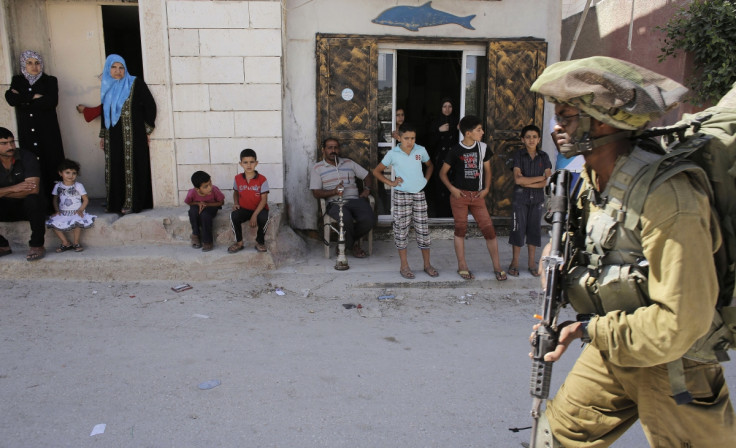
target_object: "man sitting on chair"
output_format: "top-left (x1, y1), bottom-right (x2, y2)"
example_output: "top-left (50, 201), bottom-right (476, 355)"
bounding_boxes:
top-left (310, 137), bottom-right (375, 258)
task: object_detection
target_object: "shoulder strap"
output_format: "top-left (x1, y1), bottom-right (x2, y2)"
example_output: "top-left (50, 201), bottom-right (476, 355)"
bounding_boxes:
top-left (623, 134), bottom-right (713, 231)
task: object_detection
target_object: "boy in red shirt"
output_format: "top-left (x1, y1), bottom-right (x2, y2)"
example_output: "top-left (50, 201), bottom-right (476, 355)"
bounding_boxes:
top-left (228, 148), bottom-right (269, 253)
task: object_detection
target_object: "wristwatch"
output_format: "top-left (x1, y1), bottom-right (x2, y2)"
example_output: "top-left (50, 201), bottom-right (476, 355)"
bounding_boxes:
top-left (576, 313), bottom-right (596, 344)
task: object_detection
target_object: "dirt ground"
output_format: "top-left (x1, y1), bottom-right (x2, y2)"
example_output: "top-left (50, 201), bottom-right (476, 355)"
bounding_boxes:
top-left (1, 267), bottom-right (708, 448)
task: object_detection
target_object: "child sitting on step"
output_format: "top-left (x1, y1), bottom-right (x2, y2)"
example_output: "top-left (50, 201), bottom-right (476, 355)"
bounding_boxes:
top-left (46, 159), bottom-right (96, 252)
top-left (185, 170), bottom-right (225, 252)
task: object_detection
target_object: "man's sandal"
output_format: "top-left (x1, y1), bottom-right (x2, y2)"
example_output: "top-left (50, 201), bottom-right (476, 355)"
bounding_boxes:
top-left (26, 247), bottom-right (46, 262)
top-left (400, 267), bottom-right (415, 279)
top-left (352, 245), bottom-right (367, 258)
top-left (423, 265), bottom-right (439, 277)
top-left (457, 270), bottom-right (474, 280)
top-left (73, 244), bottom-right (84, 252)
top-left (228, 243), bottom-right (244, 253)
top-left (508, 265), bottom-right (520, 277)
top-left (528, 266), bottom-right (541, 277)
top-left (495, 270), bottom-right (508, 281)
top-left (255, 243), bottom-right (267, 253)
top-left (55, 244), bottom-right (73, 253)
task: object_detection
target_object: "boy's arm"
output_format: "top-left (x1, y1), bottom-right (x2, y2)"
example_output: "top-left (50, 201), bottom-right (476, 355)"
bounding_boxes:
top-left (479, 160), bottom-right (492, 198)
top-left (423, 159), bottom-right (434, 182)
top-left (373, 162), bottom-right (400, 187)
top-left (232, 190), bottom-right (240, 210)
top-left (514, 167), bottom-right (547, 187)
top-left (248, 193), bottom-right (269, 227)
top-left (439, 162), bottom-right (461, 198)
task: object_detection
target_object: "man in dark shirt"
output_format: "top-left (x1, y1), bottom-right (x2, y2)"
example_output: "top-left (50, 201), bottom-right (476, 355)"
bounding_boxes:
top-left (0, 126), bottom-right (47, 261)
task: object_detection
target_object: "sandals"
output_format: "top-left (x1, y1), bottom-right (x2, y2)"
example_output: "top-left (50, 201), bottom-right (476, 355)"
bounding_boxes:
top-left (508, 265), bottom-right (520, 277)
top-left (255, 243), bottom-right (267, 253)
top-left (400, 266), bottom-right (415, 279)
top-left (424, 265), bottom-right (439, 277)
top-left (228, 243), bottom-right (244, 253)
top-left (529, 266), bottom-right (541, 277)
top-left (26, 246), bottom-right (46, 262)
top-left (202, 243), bottom-right (213, 252)
top-left (457, 270), bottom-right (474, 280)
top-left (352, 244), bottom-right (367, 258)
top-left (0, 246), bottom-right (11, 257)
top-left (73, 244), bottom-right (84, 252)
top-left (56, 244), bottom-right (73, 253)
top-left (191, 234), bottom-right (202, 249)
top-left (495, 270), bottom-right (508, 281)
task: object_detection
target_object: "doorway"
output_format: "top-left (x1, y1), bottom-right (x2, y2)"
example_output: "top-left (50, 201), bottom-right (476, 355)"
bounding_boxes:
top-left (47, 2), bottom-right (143, 198)
top-left (316, 35), bottom-right (547, 221)
top-left (101, 5), bottom-right (144, 78)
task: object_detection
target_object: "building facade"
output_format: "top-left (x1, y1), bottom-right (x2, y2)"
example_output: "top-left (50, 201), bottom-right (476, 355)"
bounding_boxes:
top-left (0, 0), bottom-right (562, 230)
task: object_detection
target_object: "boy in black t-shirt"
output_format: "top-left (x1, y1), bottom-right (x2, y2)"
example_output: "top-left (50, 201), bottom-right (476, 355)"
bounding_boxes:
top-left (439, 116), bottom-right (506, 281)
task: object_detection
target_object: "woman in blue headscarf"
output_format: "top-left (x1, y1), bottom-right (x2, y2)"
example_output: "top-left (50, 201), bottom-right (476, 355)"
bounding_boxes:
top-left (99, 54), bottom-right (156, 214)
top-left (5, 50), bottom-right (65, 210)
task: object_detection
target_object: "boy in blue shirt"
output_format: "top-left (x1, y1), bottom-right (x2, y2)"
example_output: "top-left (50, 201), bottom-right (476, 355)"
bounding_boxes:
top-left (373, 123), bottom-right (438, 279)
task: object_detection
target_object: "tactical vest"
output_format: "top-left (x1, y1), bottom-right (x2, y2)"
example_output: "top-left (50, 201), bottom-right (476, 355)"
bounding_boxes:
top-left (563, 139), bottom-right (736, 403)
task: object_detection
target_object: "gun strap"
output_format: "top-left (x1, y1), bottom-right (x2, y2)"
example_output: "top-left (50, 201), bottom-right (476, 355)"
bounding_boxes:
top-left (667, 359), bottom-right (694, 405)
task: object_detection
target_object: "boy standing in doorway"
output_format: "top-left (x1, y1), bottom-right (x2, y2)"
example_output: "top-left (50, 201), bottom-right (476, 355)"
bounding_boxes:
top-left (373, 123), bottom-right (438, 279)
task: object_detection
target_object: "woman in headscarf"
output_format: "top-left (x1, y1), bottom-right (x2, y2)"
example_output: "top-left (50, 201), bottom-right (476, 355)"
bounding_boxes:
top-left (5, 50), bottom-right (65, 209)
top-left (99, 54), bottom-right (156, 214)
top-left (429, 97), bottom-right (459, 217)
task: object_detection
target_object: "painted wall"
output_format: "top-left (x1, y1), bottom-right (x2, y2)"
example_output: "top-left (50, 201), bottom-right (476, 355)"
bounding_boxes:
top-left (284, 0), bottom-right (562, 229)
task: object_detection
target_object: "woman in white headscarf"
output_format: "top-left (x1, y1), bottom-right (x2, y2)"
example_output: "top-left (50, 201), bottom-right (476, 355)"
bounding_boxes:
top-left (99, 54), bottom-right (156, 214)
top-left (5, 50), bottom-right (65, 209)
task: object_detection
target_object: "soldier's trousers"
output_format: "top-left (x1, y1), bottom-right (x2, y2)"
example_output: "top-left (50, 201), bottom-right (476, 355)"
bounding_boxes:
top-left (546, 345), bottom-right (736, 447)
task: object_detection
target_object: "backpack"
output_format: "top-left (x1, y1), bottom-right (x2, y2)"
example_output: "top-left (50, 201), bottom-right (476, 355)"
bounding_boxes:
top-left (625, 92), bottom-right (736, 402)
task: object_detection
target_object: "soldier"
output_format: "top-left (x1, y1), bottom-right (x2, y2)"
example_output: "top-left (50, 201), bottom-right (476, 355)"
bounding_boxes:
top-left (529, 57), bottom-right (736, 446)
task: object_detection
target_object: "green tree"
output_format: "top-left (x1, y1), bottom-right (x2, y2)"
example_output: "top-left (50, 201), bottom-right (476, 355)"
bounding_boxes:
top-left (658, 0), bottom-right (736, 105)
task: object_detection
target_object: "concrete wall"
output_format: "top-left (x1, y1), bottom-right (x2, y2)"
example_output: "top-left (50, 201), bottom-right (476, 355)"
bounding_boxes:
top-left (562, 0), bottom-right (697, 120)
top-left (284, 0), bottom-right (562, 229)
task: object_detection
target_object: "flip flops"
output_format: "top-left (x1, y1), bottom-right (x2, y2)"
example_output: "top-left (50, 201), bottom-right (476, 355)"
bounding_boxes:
top-left (495, 270), bottom-right (508, 281)
top-left (529, 266), bottom-right (541, 277)
top-left (400, 267), bottom-right (415, 279)
top-left (73, 244), bottom-right (84, 252)
top-left (457, 270), bottom-right (474, 280)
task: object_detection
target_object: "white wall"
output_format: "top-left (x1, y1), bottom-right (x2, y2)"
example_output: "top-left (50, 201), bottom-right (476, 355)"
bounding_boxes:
top-left (284, 0), bottom-right (562, 229)
top-left (163, 0), bottom-right (284, 205)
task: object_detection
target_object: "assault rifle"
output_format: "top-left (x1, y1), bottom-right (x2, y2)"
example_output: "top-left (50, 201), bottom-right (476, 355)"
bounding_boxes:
top-left (529, 169), bottom-right (571, 448)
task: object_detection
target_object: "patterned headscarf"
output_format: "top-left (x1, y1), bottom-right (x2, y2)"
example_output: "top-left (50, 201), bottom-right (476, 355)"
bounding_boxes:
top-left (100, 54), bottom-right (136, 129)
top-left (20, 50), bottom-right (43, 85)
top-left (531, 56), bottom-right (688, 130)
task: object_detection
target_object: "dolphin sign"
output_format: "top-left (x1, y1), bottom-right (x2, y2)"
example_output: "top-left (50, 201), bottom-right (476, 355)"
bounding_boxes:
top-left (372, 2), bottom-right (476, 32)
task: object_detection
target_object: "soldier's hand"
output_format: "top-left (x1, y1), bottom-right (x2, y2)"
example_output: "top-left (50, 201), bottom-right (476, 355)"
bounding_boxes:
top-left (543, 321), bottom-right (583, 362)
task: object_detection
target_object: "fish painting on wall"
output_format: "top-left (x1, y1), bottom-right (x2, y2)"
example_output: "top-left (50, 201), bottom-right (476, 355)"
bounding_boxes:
top-left (372, 2), bottom-right (476, 32)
